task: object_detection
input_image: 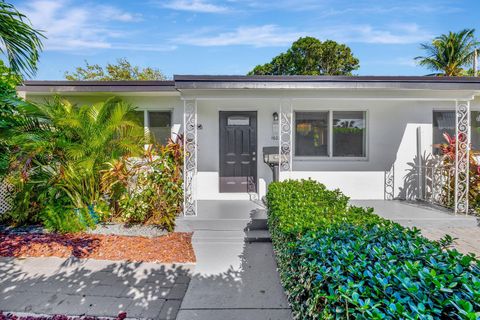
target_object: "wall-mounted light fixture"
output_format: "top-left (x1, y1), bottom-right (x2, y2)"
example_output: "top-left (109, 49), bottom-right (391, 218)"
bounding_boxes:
top-left (272, 112), bottom-right (279, 141)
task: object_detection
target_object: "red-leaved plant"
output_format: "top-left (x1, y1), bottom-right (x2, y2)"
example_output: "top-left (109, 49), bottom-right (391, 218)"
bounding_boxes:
top-left (438, 132), bottom-right (480, 213)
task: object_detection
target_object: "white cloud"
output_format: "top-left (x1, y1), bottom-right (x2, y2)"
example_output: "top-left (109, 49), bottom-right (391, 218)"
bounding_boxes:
top-left (97, 6), bottom-right (143, 22)
top-left (174, 23), bottom-right (433, 47)
top-left (162, 0), bottom-right (228, 13)
top-left (19, 0), bottom-right (160, 51)
top-left (324, 24), bottom-right (433, 44)
top-left (174, 25), bottom-right (304, 47)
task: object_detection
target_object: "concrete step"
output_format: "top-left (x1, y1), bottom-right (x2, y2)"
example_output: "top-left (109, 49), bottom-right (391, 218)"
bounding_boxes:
top-left (177, 219), bottom-right (250, 231)
top-left (192, 230), bottom-right (271, 243)
top-left (246, 209), bottom-right (268, 231)
top-left (245, 230), bottom-right (271, 243)
top-left (192, 230), bottom-right (246, 242)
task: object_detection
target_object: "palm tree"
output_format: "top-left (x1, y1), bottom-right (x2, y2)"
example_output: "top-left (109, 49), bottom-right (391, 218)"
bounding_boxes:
top-left (0, 1), bottom-right (44, 76)
top-left (4, 97), bottom-right (144, 212)
top-left (415, 29), bottom-right (479, 76)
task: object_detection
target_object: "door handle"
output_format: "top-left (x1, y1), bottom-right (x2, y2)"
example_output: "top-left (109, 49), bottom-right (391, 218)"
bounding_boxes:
top-left (252, 152), bottom-right (256, 155)
top-left (252, 157), bottom-right (256, 161)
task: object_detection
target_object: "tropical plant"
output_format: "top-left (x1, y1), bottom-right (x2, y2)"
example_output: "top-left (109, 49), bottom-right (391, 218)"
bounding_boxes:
top-left (0, 1), bottom-right (44, 76)
top-left (1, 97), bottom-right (144, 232)
top-left (437, 132), bottom-right (480, 212)
top-left (65, 58), bottom-right (166, 81)
top-left (267, 179), bottom-right (480, 320)
top-left (103, 139), bottom-right (184, 231)
top-left (248, 37), bottom-right (359, 76)
top-left (415, 29), bottom-right (479, 76)
top-left (0, 60), bottom-right (22, 177)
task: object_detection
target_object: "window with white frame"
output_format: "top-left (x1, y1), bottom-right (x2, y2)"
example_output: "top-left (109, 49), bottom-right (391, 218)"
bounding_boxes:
top-left (294, 110), bottom-right (367, 158)
top-left (135, 110), bottom-right (172, 145)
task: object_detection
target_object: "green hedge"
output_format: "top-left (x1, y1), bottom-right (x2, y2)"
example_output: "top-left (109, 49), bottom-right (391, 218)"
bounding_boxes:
top-left (267, 179), bottom-right (480, 319)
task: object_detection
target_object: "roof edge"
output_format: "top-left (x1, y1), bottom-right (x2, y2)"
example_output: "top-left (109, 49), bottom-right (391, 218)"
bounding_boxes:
top-left (174, 75), bottom-right (480, 83)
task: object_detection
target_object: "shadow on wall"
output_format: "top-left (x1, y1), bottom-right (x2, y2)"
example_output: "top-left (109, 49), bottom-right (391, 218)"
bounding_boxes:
top-left (398, 152), bottom-right (442, 201)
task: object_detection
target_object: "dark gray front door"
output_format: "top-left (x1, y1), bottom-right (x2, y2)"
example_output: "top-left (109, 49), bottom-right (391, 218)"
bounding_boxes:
top-left (219, 111), bottom-right (257, 193)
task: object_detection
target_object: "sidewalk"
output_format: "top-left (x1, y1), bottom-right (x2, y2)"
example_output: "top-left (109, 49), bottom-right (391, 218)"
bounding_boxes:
top-left (0, 257), bottom-right (193, 319)
top-left (175, 200), bottom-right (292, 320)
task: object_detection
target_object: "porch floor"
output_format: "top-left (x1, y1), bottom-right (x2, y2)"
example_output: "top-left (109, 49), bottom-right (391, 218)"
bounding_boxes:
top-left (351, 200), bottom-right (480, 257)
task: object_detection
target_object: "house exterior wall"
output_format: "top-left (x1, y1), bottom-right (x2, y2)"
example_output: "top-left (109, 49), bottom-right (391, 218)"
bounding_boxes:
top-left (195, 98), bottom-right (458, 200)
top-left (23, 91), bottom-right (479, 201)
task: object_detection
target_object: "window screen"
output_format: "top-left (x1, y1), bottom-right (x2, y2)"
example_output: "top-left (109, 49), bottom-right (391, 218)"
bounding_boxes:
top-left (295, 112), bottom-right (329, 156)
top-left (134, 111), bottom-right (145, 127)
top-left (432, 111), bottom-right (455, 155)
top-left (471, 111), bottom-right (480, 152)
top-left (148, 111), bottom-right (171, 144)
top-left (332, 111), bottom-right (366, 157)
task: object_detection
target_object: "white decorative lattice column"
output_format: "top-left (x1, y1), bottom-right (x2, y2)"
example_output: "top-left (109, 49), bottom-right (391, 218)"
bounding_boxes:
top-left (384, 165), bottom-right (394, 200)
top-left (279, 100), bottom-right (293, 180)
top-left (454, 100), bottom-right (470, 214)
top-left (183, 100), bottom-right (197, 216)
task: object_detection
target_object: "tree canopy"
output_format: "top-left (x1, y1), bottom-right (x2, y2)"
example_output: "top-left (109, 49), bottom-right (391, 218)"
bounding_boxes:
top-left (65, 58), bottom-right (166, 81)
top-left (0, 1), bottom-right (44, 77)
top-left (415, 29), bottom-right (479, 76)
top-left (248, 37), bottom-right (360, 76)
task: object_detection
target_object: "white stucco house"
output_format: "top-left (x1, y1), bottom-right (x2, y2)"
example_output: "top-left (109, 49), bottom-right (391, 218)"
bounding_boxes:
top-left (17, 75), bottom-right (480, 216)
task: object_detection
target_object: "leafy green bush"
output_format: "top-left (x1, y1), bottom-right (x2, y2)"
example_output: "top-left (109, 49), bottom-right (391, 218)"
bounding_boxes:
top-left (267, 179), bottom-right (480, 320)
top-left (267, 179), bottom-right (350, 237)
top-left (41, 205), bottom-right (96, 233)
top-left (106, 141), bottom-right (184, 232)
top-left (0, 61), bottom-right (22, 178)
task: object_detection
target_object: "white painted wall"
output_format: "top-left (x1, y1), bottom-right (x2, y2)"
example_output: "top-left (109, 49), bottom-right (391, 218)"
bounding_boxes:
top-left (25, 91), bottom-right (478, 201)
top-left (195, 98), bottom-right (459, 200)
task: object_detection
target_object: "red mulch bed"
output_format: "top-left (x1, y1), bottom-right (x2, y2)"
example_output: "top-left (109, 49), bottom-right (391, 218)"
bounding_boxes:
top-left (0, 232), bottom-right (195, 264)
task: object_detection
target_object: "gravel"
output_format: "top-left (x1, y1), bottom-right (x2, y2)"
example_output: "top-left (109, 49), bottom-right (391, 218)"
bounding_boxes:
top-left (86, 223), bottom-right (169, 237)
top-left (0, 223), bottom-right (168, 238)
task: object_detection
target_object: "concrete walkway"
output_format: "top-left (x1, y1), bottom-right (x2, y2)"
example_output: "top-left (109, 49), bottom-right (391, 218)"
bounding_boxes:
top-left (0, 200), bottom-right (291, 319)
top-left (351, 200), bottom-right (480, 257)
top-left (0, 257), bottom-right (193, 319)
top-left (175, 200), bottom-right (292, 320)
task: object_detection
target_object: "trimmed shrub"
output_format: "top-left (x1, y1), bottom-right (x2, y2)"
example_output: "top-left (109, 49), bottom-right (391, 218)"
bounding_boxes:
top-left (267, 179), bottom-right (480, 320)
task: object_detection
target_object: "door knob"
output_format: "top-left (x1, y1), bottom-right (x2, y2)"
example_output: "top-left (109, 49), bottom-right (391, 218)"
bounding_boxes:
top-left (252, 152), bottom-right (256, 155)
top-left (252, 157), bottom-right (256, 161)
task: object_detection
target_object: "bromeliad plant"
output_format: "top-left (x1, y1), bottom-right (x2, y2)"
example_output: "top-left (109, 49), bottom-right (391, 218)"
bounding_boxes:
top-left (1, 97), bottom-right (144, 232)
top-left (267, 179), bottom-right (480, 320)
top-left (437, 132), bottom-right (480, 212)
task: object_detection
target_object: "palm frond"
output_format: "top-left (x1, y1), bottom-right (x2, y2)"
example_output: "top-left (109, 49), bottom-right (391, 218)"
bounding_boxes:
top-left (0, 1), bottom-right (44, 76)
top-left (415, 29), bottom-right (479, 76)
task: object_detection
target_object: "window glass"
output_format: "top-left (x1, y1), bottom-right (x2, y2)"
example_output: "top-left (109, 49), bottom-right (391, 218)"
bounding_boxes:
top-left (227, 115), bottom-right (250, 126)
top-left (432, 111), bottom-right (455, 155)
top-left (148, 111), bottom-right (171, 144)
top-left (471, 111), bottom-right (480, 151)
top-left (332, 111), bottom-right (366, 157)
top-left (295, 112), bottom-right (329, 156)
top-left (134, 111), bottom-right (145, 127)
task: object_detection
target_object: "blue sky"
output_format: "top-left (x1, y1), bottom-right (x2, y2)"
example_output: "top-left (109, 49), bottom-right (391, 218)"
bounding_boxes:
top-left (10, 0), bottom-right (480, 79)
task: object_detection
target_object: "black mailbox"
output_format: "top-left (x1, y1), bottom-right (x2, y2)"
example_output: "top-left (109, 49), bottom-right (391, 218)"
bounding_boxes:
top-left (263, 146), bottom-right (280, 182)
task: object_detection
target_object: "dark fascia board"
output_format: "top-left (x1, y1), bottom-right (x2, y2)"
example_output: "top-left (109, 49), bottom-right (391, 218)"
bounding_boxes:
top-left (174, 75), bottom-right (480, 83)
top-left (174, 75), bottom-right (480, 90)
top-left (18, 80), bottom-right (176, 93)
top-left (17, 76), bottom-right (480, 93)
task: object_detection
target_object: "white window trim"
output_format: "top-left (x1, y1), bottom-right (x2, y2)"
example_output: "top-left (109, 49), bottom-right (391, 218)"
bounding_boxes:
top-left (293, 109), bottom-right (369, 161)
